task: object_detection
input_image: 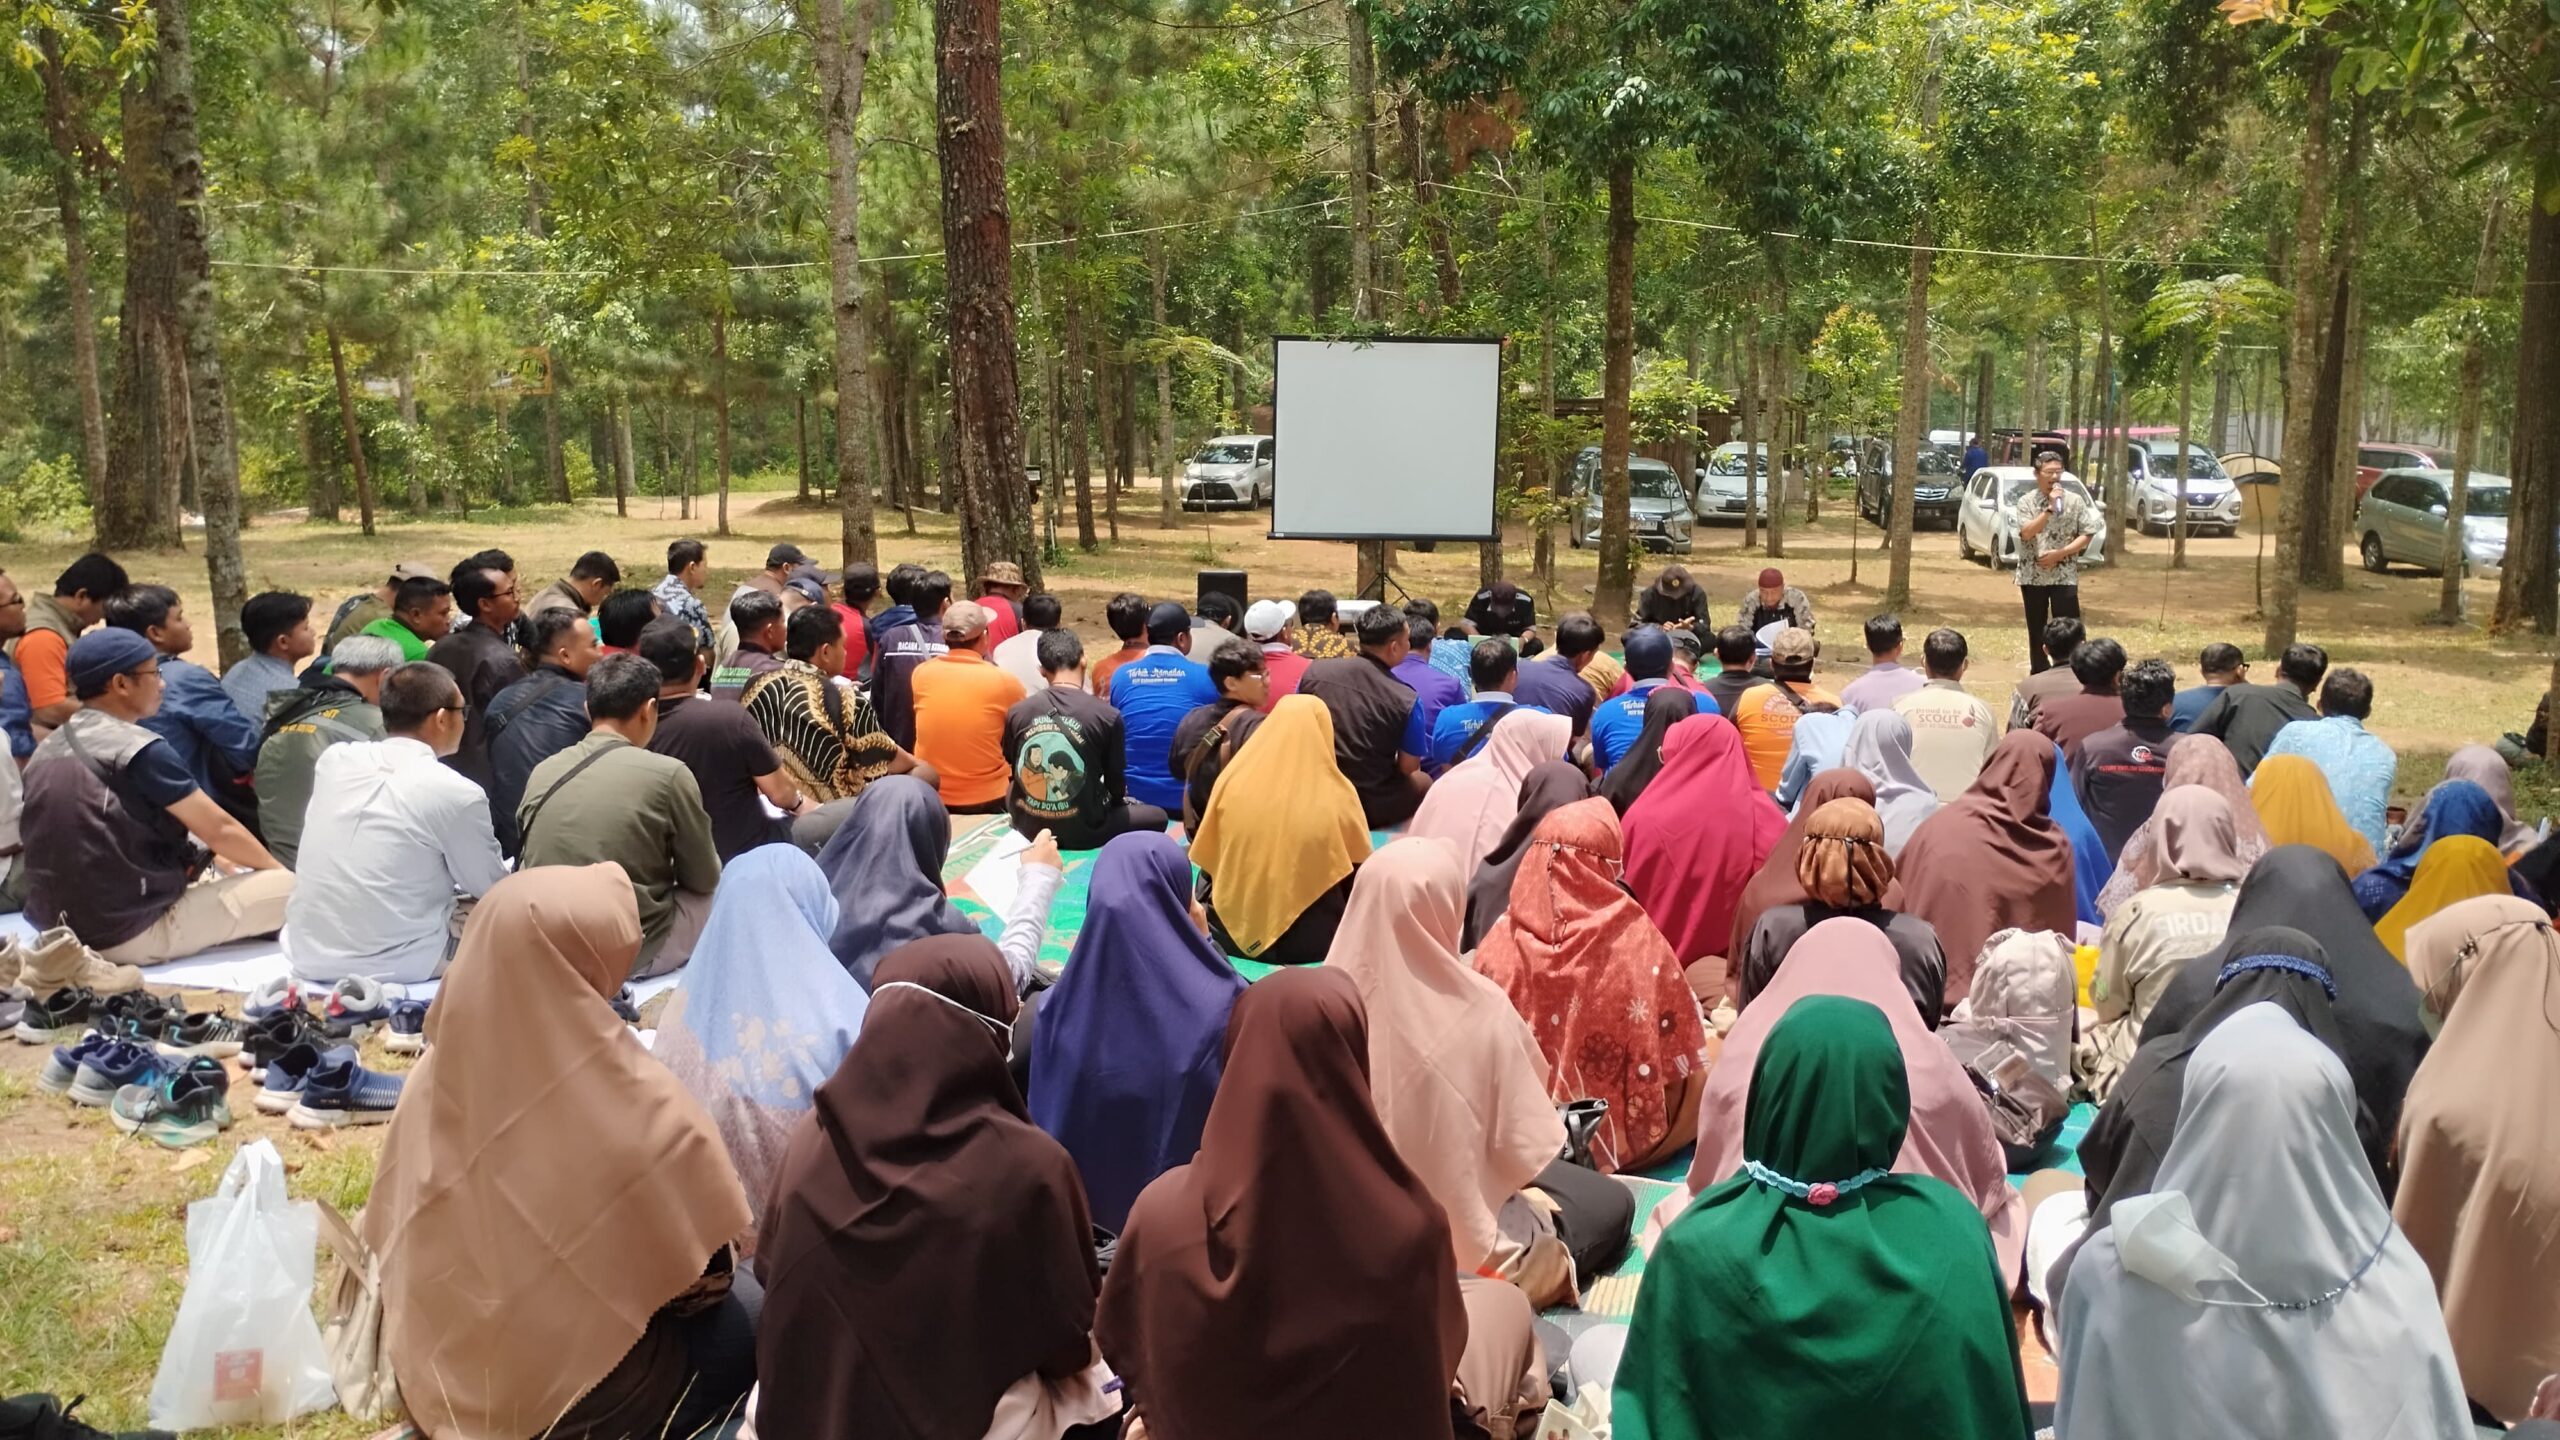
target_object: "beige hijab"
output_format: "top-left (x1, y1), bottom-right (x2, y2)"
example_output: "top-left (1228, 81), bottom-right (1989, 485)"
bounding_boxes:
top-left (1324, 838), bottom-right (1565, 1269)
top-left (2396, 893), bottom-right (2560, 1421)
top-left (363, 865), bottom-right (751, 1439)
top-left (1405, 708), bottom-right (1573, 868)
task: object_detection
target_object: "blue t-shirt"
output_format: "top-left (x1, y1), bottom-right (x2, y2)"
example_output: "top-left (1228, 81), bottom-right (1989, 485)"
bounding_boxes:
top-left (2169, 683), bottom-right (2225, 734)
top-left (1391, 655), bottom-right (1466, 769)
top-left (1431, 697), bottom-right (1557, 770)
top-left (1512, 654), bottom-right (1599, 737)
top-left (1590, 678), bottom-right (1715, 772)
top-left (1110, 647), bottom-right (1220, 812)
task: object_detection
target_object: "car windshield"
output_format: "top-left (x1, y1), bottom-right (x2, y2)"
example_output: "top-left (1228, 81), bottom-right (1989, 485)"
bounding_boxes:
top-left (1631, 467), bottom-right (1684, 499)
top-left (1194, 443), bottom-right (1256, 464)
top-left (1913, 450), bottom-right (1958, 476)
top-left (1707, 451), bottom-right (1765, 476)
top-left (2463, 485), bottom-right (2512, 517)
top-left (2143, 444), bottom-right (2226, 479)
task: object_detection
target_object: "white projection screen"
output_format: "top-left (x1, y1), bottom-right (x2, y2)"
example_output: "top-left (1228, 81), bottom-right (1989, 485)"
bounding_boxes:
top-left (1270, 336), bottom-right (1501, 542)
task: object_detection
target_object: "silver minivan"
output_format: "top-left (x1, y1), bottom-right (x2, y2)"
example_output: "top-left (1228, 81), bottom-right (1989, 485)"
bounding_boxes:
top-left (2355, 467), bottom-right (2512, 577)
top-left (1180, 434), bottom-right (1274, 509)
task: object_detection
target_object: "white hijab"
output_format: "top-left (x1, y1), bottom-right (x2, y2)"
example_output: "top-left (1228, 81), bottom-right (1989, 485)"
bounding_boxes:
top-left (1949, 927), bottom-right (2076, 1092)
top-left (2056, 1002), bottom-right (2473, 1440)
top-left (1837, 708), bottom-right (1939, 858)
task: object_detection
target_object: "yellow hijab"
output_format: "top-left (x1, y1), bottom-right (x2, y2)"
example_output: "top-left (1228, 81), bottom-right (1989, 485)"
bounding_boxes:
top-left (2249, 754), bottom-right (2378, 876)
top-left (2376, 835), bottom-right (2512, 964)
top-left (1190, 693), bottom-right (1373, 957)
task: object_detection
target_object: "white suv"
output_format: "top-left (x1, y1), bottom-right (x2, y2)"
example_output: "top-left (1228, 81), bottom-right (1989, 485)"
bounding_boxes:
top-left (1180, 435), bottom-right (1274, 509)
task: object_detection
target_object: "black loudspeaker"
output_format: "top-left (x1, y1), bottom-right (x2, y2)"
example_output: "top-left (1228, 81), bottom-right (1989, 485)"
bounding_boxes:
top-left (1197, 569), bottom-right (1247, 615)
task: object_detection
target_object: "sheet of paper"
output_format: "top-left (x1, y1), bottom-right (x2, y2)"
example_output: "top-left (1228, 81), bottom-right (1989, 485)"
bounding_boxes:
top-left (962, 828), bottom-right (1034, 917)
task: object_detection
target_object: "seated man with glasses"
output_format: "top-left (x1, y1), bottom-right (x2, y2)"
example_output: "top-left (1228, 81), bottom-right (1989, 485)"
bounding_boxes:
top-left (21, 629), bottom-right (295, 967)
top-left (2170, 640), bottom-right (2249, 735)
top-left (281, 663), bottom-right (508, 985)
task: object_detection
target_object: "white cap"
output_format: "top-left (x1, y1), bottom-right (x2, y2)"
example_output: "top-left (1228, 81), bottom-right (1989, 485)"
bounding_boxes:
top-left (1244, 599), bottom-right (1294, 641)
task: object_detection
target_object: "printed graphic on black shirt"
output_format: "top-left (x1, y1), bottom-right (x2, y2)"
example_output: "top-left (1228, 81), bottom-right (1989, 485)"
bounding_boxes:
top-left (1015, 713), bottom-right (1092, 822)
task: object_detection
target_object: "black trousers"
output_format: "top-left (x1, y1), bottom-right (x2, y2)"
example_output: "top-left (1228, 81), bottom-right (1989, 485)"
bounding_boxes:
top-left (2021, 583), bottom-right (2081, 673)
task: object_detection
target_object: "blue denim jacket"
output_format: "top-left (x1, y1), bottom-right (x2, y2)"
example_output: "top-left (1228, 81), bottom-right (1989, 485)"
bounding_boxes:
top-left (143, 655), bottom-right (263, 798)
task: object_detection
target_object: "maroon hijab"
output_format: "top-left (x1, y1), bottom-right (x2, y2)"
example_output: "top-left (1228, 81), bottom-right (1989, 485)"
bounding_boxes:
top-left (1726, 768), bottom-right (1900, 959)
top-left (755, 935), bottom-right (1098, 1440)
top-left (1097, 968), bottom-right (1466, 1440)
top-left (1895, 729), bottom-right (2077, 1011)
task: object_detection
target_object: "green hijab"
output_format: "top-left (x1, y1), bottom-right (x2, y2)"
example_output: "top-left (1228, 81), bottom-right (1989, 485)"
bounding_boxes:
top-left (1614, 994), bottom-right (2033, 1440)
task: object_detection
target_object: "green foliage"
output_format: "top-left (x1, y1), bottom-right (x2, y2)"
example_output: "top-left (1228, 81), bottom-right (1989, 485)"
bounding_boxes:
top-left (1628, 359), bottom-right (1728, 447)
top-left (1804, 304), bottom-right (1897, 440)
top-left (0, 452), bottom-right (90, 541)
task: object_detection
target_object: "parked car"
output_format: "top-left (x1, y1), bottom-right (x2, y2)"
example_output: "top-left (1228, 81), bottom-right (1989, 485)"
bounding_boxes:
top-left (1956, 466), bottom-right (2111, 569)
top-left (1571, 457), bottom-right (1694, 553)
top-left (1693, 441), bottom-right (1772, 524)
top-left (2356, 467), bottom-right (2515, 577)
top-left (2127, 439), bottom-right (2244, 537)
top-left (1856, 441), bottom-right (1963, 529)
top-left (2354, 441), bottom-right (2451, 500)
top-left (1179, 434), bottom-right (1273, 509)
top-left (1991, 431), bottom-right (2074, 469)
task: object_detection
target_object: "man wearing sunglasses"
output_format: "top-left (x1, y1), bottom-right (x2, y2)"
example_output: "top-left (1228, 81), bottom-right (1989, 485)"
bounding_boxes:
top-left (20, 627), bottom-right (292, 967)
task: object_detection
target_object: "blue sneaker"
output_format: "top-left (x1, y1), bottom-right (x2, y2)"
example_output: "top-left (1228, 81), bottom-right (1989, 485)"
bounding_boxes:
top-left (288, 1053), bottom-right (403, 1129)
top-left (110, 1057), bottom-right (234, 1147)
top-left (37, 1032), bottom-right (118, 1095)
top-left (382, 997), bottom-right (430, 1055)
top-left (68, 1039), bottom-right (172, 1108)
top-left (321, 976), bottom-right (390, 1039)
top-left (255, 1041), bottom-right (348, 1116)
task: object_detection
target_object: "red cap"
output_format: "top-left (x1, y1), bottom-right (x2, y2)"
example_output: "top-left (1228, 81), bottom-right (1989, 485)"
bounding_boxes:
top-left (1758, 568), bottom-right (1783, 589)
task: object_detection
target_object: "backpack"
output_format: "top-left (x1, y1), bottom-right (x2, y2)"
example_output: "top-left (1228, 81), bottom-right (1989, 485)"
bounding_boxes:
top-left (317, 1200), bottom-right (402, 1423)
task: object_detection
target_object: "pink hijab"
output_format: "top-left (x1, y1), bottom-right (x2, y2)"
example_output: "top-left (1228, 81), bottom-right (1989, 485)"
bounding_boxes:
top-left (1623, 713), bottom-right (1788, 966)
top-left (1680, 916), bottom-right (2023, 1279)
top-left (1325, 838), bottom-right (1566, 1271)
top-left (1406, 708), bottom-right (1573, 869)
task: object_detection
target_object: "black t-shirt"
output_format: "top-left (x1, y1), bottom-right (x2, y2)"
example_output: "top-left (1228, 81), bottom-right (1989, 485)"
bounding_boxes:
top-left (1002, 685), bottom-right (1129, 848)
top-left (1298, 654), bottom-right (1424, 827)
top-left (649, 694), bottom-right (787, 860)
top-left (1465, 588), bottom-right (1538, 638)
top-left (1702, 668), bottom-right (1758, 720)
top-left (2073, 718), bottom-right (2173, 866)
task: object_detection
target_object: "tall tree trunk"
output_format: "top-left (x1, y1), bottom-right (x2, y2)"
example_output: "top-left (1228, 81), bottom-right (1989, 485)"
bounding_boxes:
top-left (299, 406), bottom-right (337, 524)
top-left (399, 369), bottom-right (428, 512)
top-left (1398, 91), bottom-right (1460, 316)
top-left (2174, 339), bottom-right (2194, 569)
top-left (2315, 97), bottom-right (2373, 588)
top-left (104, 61), bottom-right (189, 551)
top-left (1343, 3), bottom-right (1379, 322)
top-left (147, 0), bottom-right (248, 663)
top-left (796, 392), bottom-right (812, 502)
top-left (1106, 347), bottom-right (1126, 541)
top-left (2437, 193), bottom-right (2507, 623)
top-left (1064, 242), bottom-right (1097, 551)
top-left (1886, 50), bottom-right (1942, 613)
top-left (1152, 232), bottom-right (1178, 530)
top-left (2501, 197), bottom-right (2559, 641)
top-left (1767, 323), bottom-right (1791, 557)
top-left (1533, 180), bottom-right (1558, 588)
top-left (324, 319), bottom-right (378, 536)
top-left (2209, 346), bottom-right (2232, 457)
top-left (38, 36), bottom-right (109, 506)
top-left (1739, 307), bottom-right (1762, 550)
top-left (2265, 43), bottom-right (2337, 654)
top-left (1593, 157), bottom-right (1637, 626)
top-left (2298, 263), bottom-right (2352, 589)
top-left (713, 311), bottom-right (733, 535)
top-left (614, 392), bottom-right (635, 518)
top-left (2023, 328), bottom-right (2046, 433)
top-left (935, 0), bottom-right (1039, 587)
top-left (810, 0), bottom-right (883, 567)
top-left (1972, 351), bottom-right (1994, 450)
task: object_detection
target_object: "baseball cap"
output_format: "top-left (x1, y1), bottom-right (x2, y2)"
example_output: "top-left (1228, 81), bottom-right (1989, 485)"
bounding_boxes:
top-left (766, 543), bottom-right (811, 569)
top-left (979, 561), bottom-right (1026, 587)
top-left (1244, 599), bottom-right (1294, 641)
top-left (1771, 626), bottom-right (1817, 666)
top-left (1145, 601), bottom-right (1191, 646)
top-left (67, 628), bottom-right (160, 698)
top-left (943, 600), bottom-right (990, 642)
top-left (389, 560), bottom-right (439, 583)
top-left (1758, 567), bottom-right (1784, 590)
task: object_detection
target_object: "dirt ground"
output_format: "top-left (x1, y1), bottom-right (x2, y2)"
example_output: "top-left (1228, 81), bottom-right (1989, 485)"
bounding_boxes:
top-left (2, 477), bottom-right (2552, 1431)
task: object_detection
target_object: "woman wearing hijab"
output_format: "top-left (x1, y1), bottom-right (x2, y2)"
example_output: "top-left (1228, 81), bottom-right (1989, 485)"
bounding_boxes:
top-left (1726, 769), bottom-right (1887, 962)
top-left (1474, 798), bottom-right (1713, 1174)
top-left (2138, 847), bottom-right (2428, 1183)
top-left (1618, 996), bottom-right (2035, 1440)
top-left (1466, 761), bottom-right (1600, 950)
top-left (2352, 777), bottom-right (2509, 918)
top-left (1404, 708), bottom-right (1571, 868)
top-left (1098, 968), bottom-right (1544, 1440)
top-left (657, 844), bottom-right (869, 1234)
top-left (2248, 754), bottom-right (2378, 877)
top-left (2094, 734), bottom-right (2268, 920)
top-left (2375, 834), bottom-right (2512, 964)
top-left (1593, 686), bottom-right (1696, 815)
top-left (1734, 797), bottom-right (1946, 1028)
top-left (1837, 708), bottom-right (1939, 857)
top-left (1950, 927), bottom-right (2078, 1094)
top-left (1325, 840), bottom-right (1567, 1273)
top-left (2079, 787), bottom-right (2246, 1099)
top-left (1623, 713), bottom-right (1787, 997)
top-left (2057, 1004), bottom-right (2472, 1440)
top-left (2447, 743), bottom-right (2538, 855)
top-left (2397, 895), bottom-right (2560, 1421)
top-left (818, 774), bottom-right (1063, 990)
top-left (755, 935), bottom-right (1115, 1440)
top-left (365, 867), bottom-right (756, 1440)
top-left (1190, 693), bottom-right (1372, 966)
top-left (1028, 832), bottom-right (1246, 1231)
top-left (1681, 917), bottom-right (2023, 1280)
top-left (1897, 729), bottom-right (2078, 1013)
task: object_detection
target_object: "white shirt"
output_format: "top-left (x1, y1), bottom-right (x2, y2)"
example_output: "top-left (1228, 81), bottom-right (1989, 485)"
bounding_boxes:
top-left (992, 628), bottom-right (1050, 695)
top-left (282, 737), bottom-right (510, 984)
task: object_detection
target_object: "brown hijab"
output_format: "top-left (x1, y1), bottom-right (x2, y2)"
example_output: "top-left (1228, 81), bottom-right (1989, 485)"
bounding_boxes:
top-left (1465, 760), bottom-right (1599, 950)
top-left (363, 865), bottom-right (752, 1440)
top-left (1727, 768), bottom-right (1896, 959)
top-left (1097, 967), bottom-right (1466, 1440)
top-left (1896, 728), bottom-right (2078, 1011)
top-left (755, 935), bottom-right (1098, 1440)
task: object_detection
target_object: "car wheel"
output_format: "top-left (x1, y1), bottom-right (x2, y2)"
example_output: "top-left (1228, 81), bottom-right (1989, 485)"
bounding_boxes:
top-left (1957, 525), bottom-right (1975, 560)
top-left (2360, 533), bottom-right (2388, 573)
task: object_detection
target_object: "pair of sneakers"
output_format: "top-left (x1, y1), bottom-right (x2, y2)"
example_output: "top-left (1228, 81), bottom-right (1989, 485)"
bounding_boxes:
top-left (108, 1057), bottom-right (234, 1148)
top-left (243, 974), bottom-right (393, 1039)
top-left (36, 1035), bottom-right (173, 1108)
top-left (254, 1041), bottom-right (405, 1128)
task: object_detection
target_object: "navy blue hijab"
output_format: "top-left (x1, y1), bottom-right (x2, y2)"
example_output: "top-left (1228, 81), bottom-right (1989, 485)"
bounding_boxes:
top-left (817, 775), bottom-right (981, 989)
top-left (1029, 831), bottom-right (1246, 1230)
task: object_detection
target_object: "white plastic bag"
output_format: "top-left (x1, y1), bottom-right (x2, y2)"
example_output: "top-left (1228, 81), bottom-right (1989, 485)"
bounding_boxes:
top-left (148, 1140), bottom-right (338, 1430)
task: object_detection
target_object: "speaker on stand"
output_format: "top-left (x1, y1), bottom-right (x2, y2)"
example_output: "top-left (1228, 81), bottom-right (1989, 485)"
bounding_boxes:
top-left (1197, 570), bottom-right (1248, 617)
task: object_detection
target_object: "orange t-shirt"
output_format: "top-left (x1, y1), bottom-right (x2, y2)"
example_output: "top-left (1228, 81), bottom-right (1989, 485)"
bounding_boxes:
top-left (911, 649), bottom-right (1028, 807)
top-left (1087, 644), bottom-right (1145, 700)
top-left (15, 628), bottom-right (69, 711)
top-left (1733, 680), bottom-right (1842, 791)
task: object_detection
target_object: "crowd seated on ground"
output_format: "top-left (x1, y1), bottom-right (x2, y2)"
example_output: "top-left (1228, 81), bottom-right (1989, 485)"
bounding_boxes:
top-left (23, 542), bottom-right (2560, 1440)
